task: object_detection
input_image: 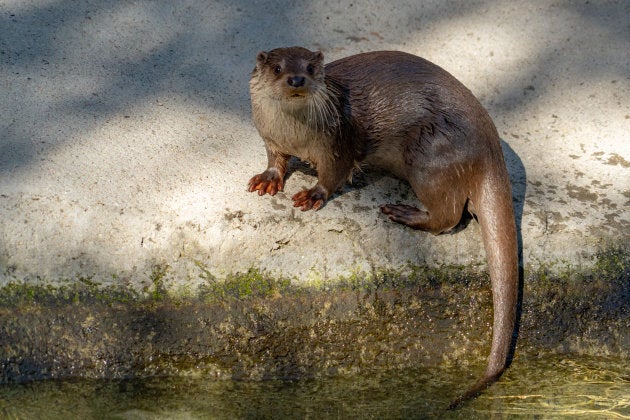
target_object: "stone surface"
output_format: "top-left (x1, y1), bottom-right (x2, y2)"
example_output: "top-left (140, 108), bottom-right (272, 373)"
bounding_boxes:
top-left (1, 0), bottom-right (628, 289)
top-left (2, 267), bottom-right (628, 384)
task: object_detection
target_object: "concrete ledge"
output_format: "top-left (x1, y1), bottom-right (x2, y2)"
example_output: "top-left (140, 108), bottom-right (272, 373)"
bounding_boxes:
top-left (2, 248), bottom-right (628, 385)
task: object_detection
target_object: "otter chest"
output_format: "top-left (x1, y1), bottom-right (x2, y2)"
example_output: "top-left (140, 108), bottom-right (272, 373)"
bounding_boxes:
top-left (253, 99), bottom-right (332, 165)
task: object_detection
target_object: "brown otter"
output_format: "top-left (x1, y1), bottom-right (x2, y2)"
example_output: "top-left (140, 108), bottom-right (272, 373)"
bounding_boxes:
top-left (247, 47), bottom-right (518, 408)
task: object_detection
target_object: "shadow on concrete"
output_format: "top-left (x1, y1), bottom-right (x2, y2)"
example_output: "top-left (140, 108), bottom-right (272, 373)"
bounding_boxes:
top-left (500, 139), bottom-right (526, 371)
top-left (501, 140), bottom-right (526, 266)
top-left (1, 0), bottom-right (627, 174)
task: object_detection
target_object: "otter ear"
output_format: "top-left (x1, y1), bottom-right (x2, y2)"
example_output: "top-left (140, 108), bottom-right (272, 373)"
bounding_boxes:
top-left (314, 51), bottom-right (324, 63)
top-left (255, 51), bottom-right (269, 73)
top-left (257, 51), bottom-right (268, 64)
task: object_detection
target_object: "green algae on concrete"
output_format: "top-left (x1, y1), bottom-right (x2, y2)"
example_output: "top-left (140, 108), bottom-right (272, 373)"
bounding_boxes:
top-left (0, 247), bottom-right (627, 385)
top-left (197, 265), bottom-right (292, 302)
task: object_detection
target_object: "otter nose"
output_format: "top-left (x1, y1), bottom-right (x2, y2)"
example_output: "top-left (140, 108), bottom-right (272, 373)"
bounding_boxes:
top-left (287, 76), bottom-right (305, 87)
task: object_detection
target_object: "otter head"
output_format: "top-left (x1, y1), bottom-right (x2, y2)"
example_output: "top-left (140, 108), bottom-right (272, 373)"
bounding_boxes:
top-left (251, 47), bottom-right (325, 105)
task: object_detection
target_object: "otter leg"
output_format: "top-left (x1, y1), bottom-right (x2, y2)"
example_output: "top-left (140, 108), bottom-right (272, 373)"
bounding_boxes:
top-left (248, 146), bottom-right (289, 196)
top-left (381, 176), bottom-right (467, 234)
top-left (380, 203), bottom-right (432, 230)
top-left (292, 156), bottom-right (354, 211)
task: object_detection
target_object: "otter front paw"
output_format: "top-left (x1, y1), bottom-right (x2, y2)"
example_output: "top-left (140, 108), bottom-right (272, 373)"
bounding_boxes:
top-left (248, 169), bottom-right (284, 196)
top-left (292, 186), bottom-right (328, 211)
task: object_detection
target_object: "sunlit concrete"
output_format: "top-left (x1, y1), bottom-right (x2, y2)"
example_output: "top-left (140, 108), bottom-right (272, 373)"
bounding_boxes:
top-left (1, 0), bottom-right (628, 290)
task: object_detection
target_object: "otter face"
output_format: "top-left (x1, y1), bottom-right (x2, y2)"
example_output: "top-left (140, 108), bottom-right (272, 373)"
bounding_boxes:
top-left (252, 47), bottom-right (325, 102)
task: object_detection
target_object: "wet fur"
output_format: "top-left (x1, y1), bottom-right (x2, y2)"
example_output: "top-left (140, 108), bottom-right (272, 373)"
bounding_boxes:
top-left (248, 47), bottom-right (519, 408)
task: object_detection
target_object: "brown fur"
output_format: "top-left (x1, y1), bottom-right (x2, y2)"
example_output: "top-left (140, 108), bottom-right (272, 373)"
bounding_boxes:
top-left (248, 47), bottom-right (519, 408)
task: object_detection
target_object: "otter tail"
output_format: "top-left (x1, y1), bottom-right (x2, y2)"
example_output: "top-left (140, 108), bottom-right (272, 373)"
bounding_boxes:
top-left (449, 169), bottom-right (519, 410)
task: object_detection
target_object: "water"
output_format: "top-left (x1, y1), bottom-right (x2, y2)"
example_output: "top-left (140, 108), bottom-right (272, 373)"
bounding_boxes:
top-left (1, 354), bottom-right (628, 419)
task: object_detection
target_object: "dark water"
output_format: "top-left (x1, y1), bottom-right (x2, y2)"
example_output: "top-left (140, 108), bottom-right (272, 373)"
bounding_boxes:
top-left (1, 354), bottom-right (628, 419)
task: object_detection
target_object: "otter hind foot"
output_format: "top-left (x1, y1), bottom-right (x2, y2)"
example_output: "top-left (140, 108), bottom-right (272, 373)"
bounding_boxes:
top-left (380, 203), bottom-right (430, 230)
top-left (248, 170), bottom-right (284, 196)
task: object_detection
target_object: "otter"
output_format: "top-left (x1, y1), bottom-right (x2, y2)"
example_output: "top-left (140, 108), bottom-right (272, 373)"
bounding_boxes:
top-left (247, 47), bottom-right (519, 408)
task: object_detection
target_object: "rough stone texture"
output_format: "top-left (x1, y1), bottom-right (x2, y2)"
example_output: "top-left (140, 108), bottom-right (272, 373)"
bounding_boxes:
top-left (0, 0), bottom-right (629, 289)
top-left (2, 272), bottom-right (628, 384)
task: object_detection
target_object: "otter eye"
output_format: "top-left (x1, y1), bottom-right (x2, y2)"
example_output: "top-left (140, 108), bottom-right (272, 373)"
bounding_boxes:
top-left (273, 65), bottom-right (282, 75)
top-left (306, 64), bottom-right (315, 75)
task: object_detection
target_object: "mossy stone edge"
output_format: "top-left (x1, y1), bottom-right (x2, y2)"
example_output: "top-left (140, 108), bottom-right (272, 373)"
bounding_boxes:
top-left (0, 247), bottom-right (627, 384)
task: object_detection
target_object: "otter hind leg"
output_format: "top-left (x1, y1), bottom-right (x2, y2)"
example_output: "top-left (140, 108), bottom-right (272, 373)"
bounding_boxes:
top-left (382, 177), bottom-right (469, 235)
top-left (380, 204), bottom-right (432, 231)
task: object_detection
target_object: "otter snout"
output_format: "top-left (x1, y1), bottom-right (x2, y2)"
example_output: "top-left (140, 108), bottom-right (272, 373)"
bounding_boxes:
top-left (287, 76), bottom-right (306, 87)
